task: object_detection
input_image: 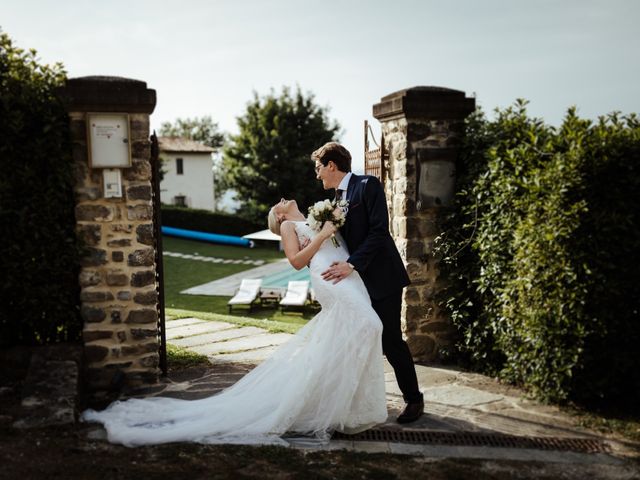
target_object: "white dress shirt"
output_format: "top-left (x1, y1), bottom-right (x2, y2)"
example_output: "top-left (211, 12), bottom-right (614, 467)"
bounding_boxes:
top-left (336, 172), bottom-right (353, 199)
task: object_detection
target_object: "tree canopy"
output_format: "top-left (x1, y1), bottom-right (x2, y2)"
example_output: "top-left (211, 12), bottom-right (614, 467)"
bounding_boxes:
top-left (159, 116), bottom-right (224, 149)
top-left (221, 86), bottom-right (340, 224)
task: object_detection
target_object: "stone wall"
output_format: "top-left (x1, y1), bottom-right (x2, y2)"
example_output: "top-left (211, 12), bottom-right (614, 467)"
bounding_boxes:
top-left (374, 87), bottom-right (475, 362)
top-left (58, 77), bottom-right (159, 389)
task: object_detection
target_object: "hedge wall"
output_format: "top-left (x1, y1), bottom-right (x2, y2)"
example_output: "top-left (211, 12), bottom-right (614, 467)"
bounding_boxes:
top-left (436, 100), bottom-right (640, 406)
top-left (0, 33), bottom-right (81, 346)
top-left (161, 205), bottom-right (264, 237)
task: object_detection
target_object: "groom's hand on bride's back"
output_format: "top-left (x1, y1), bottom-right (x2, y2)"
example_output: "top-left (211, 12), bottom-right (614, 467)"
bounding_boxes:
top-left (322, 261), bottom-right (355, 284)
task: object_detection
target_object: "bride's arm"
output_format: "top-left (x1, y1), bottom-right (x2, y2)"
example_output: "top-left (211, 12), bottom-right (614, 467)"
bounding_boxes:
top-left (281, 221), bottom-right (335, 270)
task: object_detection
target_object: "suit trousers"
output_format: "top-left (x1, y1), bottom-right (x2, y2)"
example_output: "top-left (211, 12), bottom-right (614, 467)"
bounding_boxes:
top-left (371, 291), bottom-right (423, 403)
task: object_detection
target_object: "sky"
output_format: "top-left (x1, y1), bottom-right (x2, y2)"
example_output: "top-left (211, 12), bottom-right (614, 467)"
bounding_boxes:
top-left (2, 0), bottom-right (639, 173)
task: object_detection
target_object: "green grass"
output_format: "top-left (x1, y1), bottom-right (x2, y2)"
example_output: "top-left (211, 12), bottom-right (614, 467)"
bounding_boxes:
top-left (162, 236), bottom-right (315, 327)
top-left (166, 343), bottom-right (211, 370)
top-left (167, 308), bottom-right (304, 335)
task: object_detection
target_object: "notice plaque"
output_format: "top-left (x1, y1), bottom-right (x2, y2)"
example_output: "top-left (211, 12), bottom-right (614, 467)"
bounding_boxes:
top-left (417, 160), bottom-right (455, 208)
top-left (103, 169), bottom-right (122, 198)
top-left (87, 113), bottom-right (131, 168)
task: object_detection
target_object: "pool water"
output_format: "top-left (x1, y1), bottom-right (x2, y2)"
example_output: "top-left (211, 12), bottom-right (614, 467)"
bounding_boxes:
top-left (261, 265), bottom-right (311, 288)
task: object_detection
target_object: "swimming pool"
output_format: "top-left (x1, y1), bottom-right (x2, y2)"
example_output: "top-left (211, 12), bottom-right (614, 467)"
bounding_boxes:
top-left (260, 265), bottom-right (311, 288)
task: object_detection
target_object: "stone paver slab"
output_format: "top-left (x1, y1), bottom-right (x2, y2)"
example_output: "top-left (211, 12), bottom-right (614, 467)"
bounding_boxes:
top-left (168, 327), bottom-right (268, 348)
top-left (165, 318), bottom-right (207, 329)
top-left (208, 345), bottom-right (281, 364)
top-left (190, 333), bottom-right (292, 356)
top-left (165, 321), bottom-right (235, 340)
top-left (424, 385), bottom-right (504, 407)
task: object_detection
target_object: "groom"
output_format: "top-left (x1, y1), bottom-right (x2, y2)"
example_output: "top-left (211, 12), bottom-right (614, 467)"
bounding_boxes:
top-left (312, 141), bottom-right (424, 423)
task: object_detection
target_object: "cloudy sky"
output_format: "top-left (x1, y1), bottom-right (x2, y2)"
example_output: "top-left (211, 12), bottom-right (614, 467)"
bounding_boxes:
top-left (2, 0), bottom-right (638, 172)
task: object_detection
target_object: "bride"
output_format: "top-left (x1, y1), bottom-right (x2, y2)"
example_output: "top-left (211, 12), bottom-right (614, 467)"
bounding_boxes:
top-left (82, 198), bottom-right (388, 446)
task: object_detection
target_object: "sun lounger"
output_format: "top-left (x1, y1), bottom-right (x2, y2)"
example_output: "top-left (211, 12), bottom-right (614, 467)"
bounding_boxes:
top-left (228, 278), bottom-right (262, 313)
top-left (279, 280), bottom-right (310, 313)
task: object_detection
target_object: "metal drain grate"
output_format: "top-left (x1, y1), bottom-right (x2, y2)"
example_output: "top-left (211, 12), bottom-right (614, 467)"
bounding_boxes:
top-left (332, 429), bottom-right (610, 454)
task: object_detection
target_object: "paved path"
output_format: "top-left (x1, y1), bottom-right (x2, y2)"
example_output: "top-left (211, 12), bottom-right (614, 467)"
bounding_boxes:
top-left (180, 259), bottom-right (291, 296)
top-left (138, 316), bottom-right (638, 467)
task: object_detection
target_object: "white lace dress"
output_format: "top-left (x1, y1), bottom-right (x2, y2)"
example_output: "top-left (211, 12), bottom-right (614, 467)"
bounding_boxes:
top-left (83, 222), bottom-right (387, 446)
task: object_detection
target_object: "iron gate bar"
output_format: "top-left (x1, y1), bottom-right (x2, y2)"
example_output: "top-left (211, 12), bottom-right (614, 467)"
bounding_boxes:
top-left (150, 131), bottom-right (167, 376)
top-left (331, 429), bottom-right (610, 454)
top-left (364, 120), bottom-right (386, 182)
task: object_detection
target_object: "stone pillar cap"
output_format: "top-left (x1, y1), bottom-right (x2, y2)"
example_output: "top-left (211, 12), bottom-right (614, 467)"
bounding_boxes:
top-left (57, 75), bottom-right (157, 114)
top-left (373, 86), bottom-right (475, 120)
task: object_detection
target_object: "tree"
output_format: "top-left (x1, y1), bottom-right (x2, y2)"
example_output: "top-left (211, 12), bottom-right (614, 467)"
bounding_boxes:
top-left (159, 116), bottom-right (224, 148)
top-left (222, 86), bottom-right (340, 224)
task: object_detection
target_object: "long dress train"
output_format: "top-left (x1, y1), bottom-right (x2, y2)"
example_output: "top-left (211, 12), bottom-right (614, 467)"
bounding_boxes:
top-left (82, 222), bottom-right (387, 446)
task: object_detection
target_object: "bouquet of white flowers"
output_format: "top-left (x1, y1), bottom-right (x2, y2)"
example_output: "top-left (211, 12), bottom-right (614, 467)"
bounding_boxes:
top-left (307, 198), bottom-right (349, 247)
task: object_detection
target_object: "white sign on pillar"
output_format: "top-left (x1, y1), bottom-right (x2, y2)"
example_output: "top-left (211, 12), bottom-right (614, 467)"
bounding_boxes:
top-left (103, 169), bottom-right (122, 198)
top-left (87, 113), bottom-right (131, 169)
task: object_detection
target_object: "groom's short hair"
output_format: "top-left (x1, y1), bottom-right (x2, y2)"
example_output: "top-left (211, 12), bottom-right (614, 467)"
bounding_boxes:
top-left (311, 142), bottom-right (352, 173)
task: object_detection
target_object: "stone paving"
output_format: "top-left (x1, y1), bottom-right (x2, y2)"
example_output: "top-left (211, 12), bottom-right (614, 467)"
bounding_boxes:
top-left (180, 258), bottom-right (292, 296)
top-left (0, 318), bottom-right (635, 475)
top-left (130, 316), bottom-right (640, 465)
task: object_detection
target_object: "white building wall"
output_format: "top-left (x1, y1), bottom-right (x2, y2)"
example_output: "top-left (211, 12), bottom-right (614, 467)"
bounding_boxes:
top-left (160, 152), bottom-right (215, 210)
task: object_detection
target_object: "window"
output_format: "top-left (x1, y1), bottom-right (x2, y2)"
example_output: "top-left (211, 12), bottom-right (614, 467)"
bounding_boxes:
top-left (176, 157), bottom-right (184, 175)
top-left (174, 195), bottom-right (187, 207)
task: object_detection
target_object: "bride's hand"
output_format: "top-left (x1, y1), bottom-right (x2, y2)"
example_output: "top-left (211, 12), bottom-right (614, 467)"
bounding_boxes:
top-left (320, 221), bottom-right (337, 239)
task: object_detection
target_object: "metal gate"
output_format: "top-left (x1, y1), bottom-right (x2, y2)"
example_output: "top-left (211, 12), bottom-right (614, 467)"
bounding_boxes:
top-left (364, 120), bottom-right (387, 181)
top-left (150, 132), bottom-right (167, 376)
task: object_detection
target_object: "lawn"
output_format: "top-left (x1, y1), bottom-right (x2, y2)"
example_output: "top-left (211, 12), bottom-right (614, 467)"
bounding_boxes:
top-left (161, 236), bottom-right (315, 329)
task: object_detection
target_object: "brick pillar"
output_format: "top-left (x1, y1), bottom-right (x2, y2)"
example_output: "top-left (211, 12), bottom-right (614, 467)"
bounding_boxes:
top-left (373, 86), bottom-right (475, 362)
top-left (57, 76), bottom-right (159, 390)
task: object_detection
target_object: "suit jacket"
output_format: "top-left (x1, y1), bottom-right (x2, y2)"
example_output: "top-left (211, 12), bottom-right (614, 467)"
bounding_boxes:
top-left (340, 174), bottom-right (410, 300)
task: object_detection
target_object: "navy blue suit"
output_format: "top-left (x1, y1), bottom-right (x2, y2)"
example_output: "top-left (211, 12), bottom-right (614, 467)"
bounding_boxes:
top-left (341, 174), bottom-right (422, 403)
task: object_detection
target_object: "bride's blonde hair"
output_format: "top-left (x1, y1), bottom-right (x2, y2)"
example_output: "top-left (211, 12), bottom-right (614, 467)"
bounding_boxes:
top-left (267, 207), bottom-right (281, 236)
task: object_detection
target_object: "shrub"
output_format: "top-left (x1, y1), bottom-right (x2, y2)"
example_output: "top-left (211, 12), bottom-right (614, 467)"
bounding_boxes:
top-left (436, 100), bottom-right (640, 405)
top-left (0, 32), bottom-right (81, 345)
top-left (161, 204), bottom-right (264, 237)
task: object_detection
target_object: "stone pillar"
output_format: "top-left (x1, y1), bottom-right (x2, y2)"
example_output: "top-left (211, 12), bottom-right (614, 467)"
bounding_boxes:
top-left (373, 87), bottom-right (475, 362)
top-left (57, 76), bottom-right (158, 390)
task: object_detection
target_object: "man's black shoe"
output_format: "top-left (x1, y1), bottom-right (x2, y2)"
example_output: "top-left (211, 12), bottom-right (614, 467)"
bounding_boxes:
top-left (396, 400), bottom-right (424, 424)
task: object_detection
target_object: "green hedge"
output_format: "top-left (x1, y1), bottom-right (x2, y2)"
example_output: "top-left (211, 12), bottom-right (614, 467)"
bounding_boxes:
top-left (436, 100), bottom-right (640, 406)
top-left (0, 32), bottom-right (81, 346)
top-left (161, 205), bottom-right (264, 237)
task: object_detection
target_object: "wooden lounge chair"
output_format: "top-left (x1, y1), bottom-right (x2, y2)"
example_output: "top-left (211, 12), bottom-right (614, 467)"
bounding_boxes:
top-left (279, 280), bottom-right (310, 313)
top-left (228, 278), bottom-right (262, 313)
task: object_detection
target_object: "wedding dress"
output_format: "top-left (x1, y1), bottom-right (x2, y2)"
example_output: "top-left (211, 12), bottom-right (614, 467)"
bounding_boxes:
top-left (83, 221), bottom-right (388, 446)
